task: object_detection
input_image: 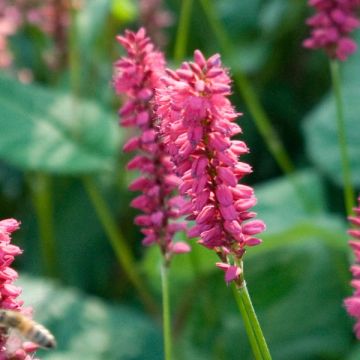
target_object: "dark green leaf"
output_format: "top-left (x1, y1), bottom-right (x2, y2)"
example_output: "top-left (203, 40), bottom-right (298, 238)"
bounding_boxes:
top-left (0, 77), bottom-right (121, 174)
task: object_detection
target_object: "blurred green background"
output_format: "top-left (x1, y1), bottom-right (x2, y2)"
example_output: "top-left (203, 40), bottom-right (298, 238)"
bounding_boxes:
top-left (1, 0), bottom-right (360, 359)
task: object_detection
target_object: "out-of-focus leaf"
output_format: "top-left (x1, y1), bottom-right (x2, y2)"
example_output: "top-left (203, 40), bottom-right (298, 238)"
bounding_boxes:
top-left (182, 241), bottom-right (352, 360)
top-left (303, 31), bottom-right (360, 187)
top-left (76, 0), bottom-right (112, 52)
top-left (0, 77), bottom-right (121, 174)
top-left (17, 275), bottom-right (162, 360)
top-left (111, 0), bottom-right (137, 23)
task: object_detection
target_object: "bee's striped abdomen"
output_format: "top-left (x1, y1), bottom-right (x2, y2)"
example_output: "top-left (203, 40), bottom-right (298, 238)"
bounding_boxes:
top-left (0, 310), bottom-right (56, 349)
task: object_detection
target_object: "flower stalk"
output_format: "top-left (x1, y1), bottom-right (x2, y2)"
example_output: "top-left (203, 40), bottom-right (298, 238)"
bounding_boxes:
top-left (28, 172), bottom-right (58, 278)
top-left (161, 261), bottom-right (172, 360)
top-left (329, 60), bottom-right (355, 214)
top-left (232, 279), bottom-right (272, 360)
top-left (82, 176), bottom-right (158, 316)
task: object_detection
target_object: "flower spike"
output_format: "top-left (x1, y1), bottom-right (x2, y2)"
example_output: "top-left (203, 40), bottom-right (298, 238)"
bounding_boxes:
top-left (155, 50), bottom-right (266, 284)
top-left (113, 28), bottom-right (190, 263)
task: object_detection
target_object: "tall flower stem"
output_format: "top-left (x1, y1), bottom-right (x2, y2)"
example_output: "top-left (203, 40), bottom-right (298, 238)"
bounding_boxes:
top-left (28, 173), bottom-right (58, 278)
top-left (329, 60), bottom-right (355, 215)
top-left (232, 280), bottom-right (272, 360)
top-left (82, 176), bottom-right (158, 316)
top-left (198, 0), bottom-right (311, 211)
top-left (161, 261), bottom-right (172, 360)
top-left (69, 5), bottom-right (81, 98)
top-left (174, 0), bottom-right (193, 62)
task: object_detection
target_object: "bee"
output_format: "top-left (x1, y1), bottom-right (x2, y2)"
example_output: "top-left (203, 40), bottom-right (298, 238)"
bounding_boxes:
top-left (0, 310), bottom-right (56, 349)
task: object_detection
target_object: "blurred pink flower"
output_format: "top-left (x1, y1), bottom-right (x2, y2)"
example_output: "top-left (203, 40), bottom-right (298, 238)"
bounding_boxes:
top-left (0, 218), bottom-right (38, 359)
top-left (0, 0), bottom-right (75, 70)
top-left (344, 196), bottom-right (360, 338)
top-left (155, 50), bottom-right (265, 284)
top-left (113, 28), bottom-right (190, 263)
top-left (139, 0), bottom-right (173, 47)
top-left (303, 0), bottom-right (360, 60)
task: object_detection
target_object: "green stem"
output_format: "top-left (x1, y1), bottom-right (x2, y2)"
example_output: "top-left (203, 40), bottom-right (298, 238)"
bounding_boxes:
top-left (161, 262), bottom-right (172, 360)
top-left (82, 176), bottom-right (158, 316)
top-left (174, 0), bottom-right (193, 62)
top-left (329, 60), bottom-right (355, 215)
top-left (28, 173), bottom-right (58, 278)
top-left (198, 0), bottom-right (311, 211)
top-left (232, 282), bottom-right (272, 360)
top-left (69, 6), bottom-right (81, 97)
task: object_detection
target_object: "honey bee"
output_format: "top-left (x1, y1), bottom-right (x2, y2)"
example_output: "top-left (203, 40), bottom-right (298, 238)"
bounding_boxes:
top-left (0, 310), bottom-right (56, 349)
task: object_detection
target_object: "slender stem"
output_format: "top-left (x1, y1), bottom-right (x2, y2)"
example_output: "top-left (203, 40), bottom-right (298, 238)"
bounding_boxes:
top-left (28, 173), bottom-right (58, 278)
top-left (174, 0), bottom-right (193, 63)
top-left (232, 282), bottom-right (272, 360)
top-left (197, 0), bottom-right (312, 211)
top-left (82, 176), bottom-right (158, 316)
top-left (69, 5), bottom-right (81, 97)
top-left (329, 60), bottom-right (355, 215)
top-left (161, 262), bottom-right (172, 360)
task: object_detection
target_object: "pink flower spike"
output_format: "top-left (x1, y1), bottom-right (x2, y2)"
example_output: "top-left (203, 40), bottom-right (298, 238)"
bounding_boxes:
top-left (344, 196), bottom-right (360, 338)
top-left (303, 0), bottom-right (360, 60)
top-left (113, 28), bottom-right (188, 261)
top-left (155, 50), bottom-right (265, 284)
top-left (0, 218), bottom-right (39, 359)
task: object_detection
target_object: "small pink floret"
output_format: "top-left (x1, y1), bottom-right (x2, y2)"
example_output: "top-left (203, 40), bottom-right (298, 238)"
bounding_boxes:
top-left (344, 196), bottom-right (360, 338)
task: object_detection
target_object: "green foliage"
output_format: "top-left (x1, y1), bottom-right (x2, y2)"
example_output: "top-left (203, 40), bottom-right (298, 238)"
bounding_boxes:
top-left (304, 31), bottom-right (360, 187)
top-left (0, 77), bottom-right (121, 174)
top-left (17, 275), bottom-right (162, 360)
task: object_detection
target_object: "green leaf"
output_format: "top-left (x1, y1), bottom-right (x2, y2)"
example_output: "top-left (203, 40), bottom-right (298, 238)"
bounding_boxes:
top-left (303, 31), bottom-right (360, 187)
top-left (0, 76), bottom-right (121, 174)
top-left (182, 241), bottom-right (353, 360)
top-left (253, 169), bottom-right (347, 252)
top-left (17, 275), bottom-right (162, 360)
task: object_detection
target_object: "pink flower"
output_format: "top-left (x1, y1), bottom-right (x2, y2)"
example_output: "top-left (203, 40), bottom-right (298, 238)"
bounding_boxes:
top-left (0, 218), bottom-right (38, 359)
top-left (138, 0), bottom-right (173, 47)
top-left (113, 28), bottom-right (190, 263)
top-left (303, 0), bottom-right (360, 60)
top-left (344, 196), bottom-right (360, 338)
top-left (155, 50), bottom-right (266, 284)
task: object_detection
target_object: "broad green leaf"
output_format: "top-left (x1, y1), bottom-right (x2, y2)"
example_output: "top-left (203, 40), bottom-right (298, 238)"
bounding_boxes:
top-left (182, 241), bottom-right (353, 360)
top-left (303, 30), bottom-right (360, 187)
top-left (17, 275), bottom-right (162, 360)
top-left (0, 77), bottom-right (121, 174)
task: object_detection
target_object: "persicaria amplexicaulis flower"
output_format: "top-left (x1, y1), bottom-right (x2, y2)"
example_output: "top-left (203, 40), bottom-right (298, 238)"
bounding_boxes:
top-left (0, 218), bottom-right (38, 360)
top-left (303, 0), bottom-right (360, 61)
top-left (344, 196), bottom-right (360, 338)
top-left (155, 50), bottom-right (266, 284)
top-left (113, 28), bottom-right (190, 264)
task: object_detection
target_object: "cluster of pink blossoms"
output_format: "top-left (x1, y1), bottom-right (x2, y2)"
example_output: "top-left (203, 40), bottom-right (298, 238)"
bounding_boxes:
top-left (0, 0), bottom-right (73, 70)
top-left (113, 28), bottom-right (190, 263)
top-left (138, 0), bottom-right (173, 47)
top-left (303, 0), bottom-right (360, 61)
top-left (0, 219), bottom-right (38, 360)
top-left (155, 50), bottom-right (266, 284)
top-left (344, 197), bottom-right (360, 338)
